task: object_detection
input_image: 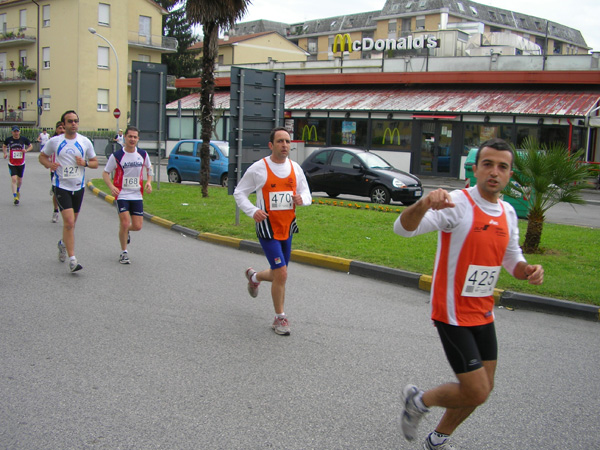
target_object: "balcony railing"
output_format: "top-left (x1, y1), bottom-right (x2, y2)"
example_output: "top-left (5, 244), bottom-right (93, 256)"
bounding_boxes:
top-left (0, 69), bottom-right (37, 83)
top-left (128, 31), bottom-right (177, 52)
top-left (0, 27), bottom-right (36, 47)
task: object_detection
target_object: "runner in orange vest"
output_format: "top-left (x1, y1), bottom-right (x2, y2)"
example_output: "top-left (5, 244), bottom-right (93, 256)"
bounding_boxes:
top-left (234, 127), bottom-right (312, 336)
top-left (394, 138), bottom-right (544, 449)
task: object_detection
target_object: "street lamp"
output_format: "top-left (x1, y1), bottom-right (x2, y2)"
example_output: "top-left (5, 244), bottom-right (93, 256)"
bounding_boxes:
top-left (88, 27), bottom-right (120, 132)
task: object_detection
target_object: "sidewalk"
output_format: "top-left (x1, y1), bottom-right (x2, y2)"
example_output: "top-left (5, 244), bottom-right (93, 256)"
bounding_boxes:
top-left (86, 181), bottom-right (600, 322)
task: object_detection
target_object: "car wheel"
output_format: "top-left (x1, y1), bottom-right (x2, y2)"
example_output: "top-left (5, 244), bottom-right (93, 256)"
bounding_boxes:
top-left (370, 185), bottom-right (391, 204)
top-left (326, 191), bottom-right (340, 198)
top-left (220, 173), bottom-right (228, 188)
top-left (168, 169), bottom-right (181, 183)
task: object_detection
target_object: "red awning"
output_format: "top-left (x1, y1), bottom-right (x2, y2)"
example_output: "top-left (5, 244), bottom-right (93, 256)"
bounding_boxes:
top-left (168, 87), bottom-right (600, 117)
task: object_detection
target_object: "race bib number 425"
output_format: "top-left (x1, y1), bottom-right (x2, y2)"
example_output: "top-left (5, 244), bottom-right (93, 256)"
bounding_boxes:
top-left (461, 265), bottom-right (501, 297)
top-left (269, 191), bottom-right (294, 210)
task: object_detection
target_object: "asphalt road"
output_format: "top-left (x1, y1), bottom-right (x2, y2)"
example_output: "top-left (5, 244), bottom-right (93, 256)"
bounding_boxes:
top-left (1, 154), bottom-right (599, 450)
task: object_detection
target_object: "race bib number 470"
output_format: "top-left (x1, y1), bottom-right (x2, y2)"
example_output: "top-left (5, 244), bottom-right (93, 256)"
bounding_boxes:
top-left (269, 191), bottom-right (294, 210)
top-left (461, 265), bottom-right (501, 297)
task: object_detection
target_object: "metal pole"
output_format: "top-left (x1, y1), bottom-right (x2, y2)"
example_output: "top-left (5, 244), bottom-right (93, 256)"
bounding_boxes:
top-left (157, 72), bottom-right (164, 189)
top-left (235, 70), bottom-right (245, 226)
top-left (274, 73), bottom-right (282, 127)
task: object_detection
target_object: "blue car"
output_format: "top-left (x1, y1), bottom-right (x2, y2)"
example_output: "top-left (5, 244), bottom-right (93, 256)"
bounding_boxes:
top-left (167, 140), bottom-right (229, 187)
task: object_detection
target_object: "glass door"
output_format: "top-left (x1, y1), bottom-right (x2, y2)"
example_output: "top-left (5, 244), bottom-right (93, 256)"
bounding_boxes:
top-left (419, 121), bottom-right (454, 175)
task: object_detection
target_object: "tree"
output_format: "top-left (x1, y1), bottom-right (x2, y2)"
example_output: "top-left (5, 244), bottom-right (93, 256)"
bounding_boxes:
top-left (158, 1), bottom-right (201, 103)
top-left (186, 0), bottom-right (251, 197)
top-left (504, 137), bottom-right (590, 253)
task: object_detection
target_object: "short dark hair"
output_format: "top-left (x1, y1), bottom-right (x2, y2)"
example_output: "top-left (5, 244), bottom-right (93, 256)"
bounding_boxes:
top-left (475, 138), bottom-right (514, 166)
top-left (124, 125), bottom-right (139, 136)
top-left (269, 127), bottom-right (289, 144)
top-left (60, 110), bottom-right (78, 123)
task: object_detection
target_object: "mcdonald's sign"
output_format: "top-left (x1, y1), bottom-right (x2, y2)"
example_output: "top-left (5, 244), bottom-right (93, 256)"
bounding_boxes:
top-left (382, 127), bottom-right (401, 145)
top-left (302, 124), bottom-right (318, 142)
top-left (332, 33), bottom-right (353, 53)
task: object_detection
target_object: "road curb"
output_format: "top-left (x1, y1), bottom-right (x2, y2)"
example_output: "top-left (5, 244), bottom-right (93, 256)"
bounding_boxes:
top-left (86, 181), bottom-right (599, 322)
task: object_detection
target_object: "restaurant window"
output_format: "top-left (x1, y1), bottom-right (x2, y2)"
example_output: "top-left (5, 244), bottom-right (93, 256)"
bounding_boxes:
top-left (296, 118), bottom-right (327, 146)
top-left (516, 126), bottom-right (540, 148)
top-left (371, 120), bottom-right (412, 150)
top-left (464, 123), bottom-right (514, 153)
top-left (168, 116), bottom-right (194, 140)
top-left (331, 119), bottom-right (367, 147)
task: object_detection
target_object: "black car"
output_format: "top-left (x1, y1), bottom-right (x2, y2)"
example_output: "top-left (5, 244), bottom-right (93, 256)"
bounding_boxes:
top-left (301, 147), bottom-right (422, 205)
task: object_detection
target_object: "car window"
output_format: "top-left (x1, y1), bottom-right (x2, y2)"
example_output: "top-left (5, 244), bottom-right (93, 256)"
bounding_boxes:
top-left (312, 150), bottom-right (331, 165)
top-left (216, 142), bottom-right (229, 158)
top-left (331, 151), bottom-right (359, 169)
top-left (359, 152), bottom-right (392, 169)
top-left (177, 142), bottom-right (194, 156)
top-left (209, 145), bottom-right (217, 159)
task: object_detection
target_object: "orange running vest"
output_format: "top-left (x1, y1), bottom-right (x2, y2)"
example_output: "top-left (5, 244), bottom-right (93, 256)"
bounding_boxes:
top-left (431, 190), bottom-right (510, 327)
top-left (257, 158), bottom-right (298, 240)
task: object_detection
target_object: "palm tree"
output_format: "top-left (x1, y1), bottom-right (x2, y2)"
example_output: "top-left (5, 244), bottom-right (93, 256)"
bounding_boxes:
top-left (186, 0), bottom-right (251, 197)
top-left (504, 137), bottom-right (590, 253)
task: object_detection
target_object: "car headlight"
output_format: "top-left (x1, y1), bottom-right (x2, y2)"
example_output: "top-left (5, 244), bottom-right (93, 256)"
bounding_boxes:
top-left (392, 178), bottom-right (406, 188)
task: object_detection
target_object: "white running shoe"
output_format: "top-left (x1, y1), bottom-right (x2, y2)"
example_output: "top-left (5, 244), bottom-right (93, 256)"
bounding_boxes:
top-left (245, 268), bottom-right (260, 298)
top-left (69, 258), bottom-right (83, 273)
top-left (51, 211), bottom-right (59, 223)
top-left (401, 384), bottom-right (429, 441)
top-left (423, 433), bottom-right (458, 449)
top-left (57, 240), bottom-right (67, 262)
top-left (119, 252), bottom-right (131, 264)
top-left (272, 316), bottom-right (291, 335)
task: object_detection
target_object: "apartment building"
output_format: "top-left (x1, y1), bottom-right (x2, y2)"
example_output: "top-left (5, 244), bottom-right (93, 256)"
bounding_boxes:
top-left (0, 0), bottom-right (176, 131)
top-left (229, 0), bottom-right (590, 61)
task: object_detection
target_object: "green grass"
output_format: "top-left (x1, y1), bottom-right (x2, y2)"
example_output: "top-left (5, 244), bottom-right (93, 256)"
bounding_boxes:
top-left (92, 179), bottom-right (600, 306)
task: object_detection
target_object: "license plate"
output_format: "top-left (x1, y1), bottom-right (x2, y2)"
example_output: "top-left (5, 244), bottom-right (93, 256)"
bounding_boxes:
top-left (414, 189), bottom-right (422, 197)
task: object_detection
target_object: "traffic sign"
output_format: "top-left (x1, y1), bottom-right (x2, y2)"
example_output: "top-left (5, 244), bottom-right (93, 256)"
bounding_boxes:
top-left (113, 108), bottom-right (121, 118)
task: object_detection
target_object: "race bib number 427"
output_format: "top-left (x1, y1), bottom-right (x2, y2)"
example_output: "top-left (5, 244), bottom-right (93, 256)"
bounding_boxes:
top-left (461, 265), bottom-right (501, 297)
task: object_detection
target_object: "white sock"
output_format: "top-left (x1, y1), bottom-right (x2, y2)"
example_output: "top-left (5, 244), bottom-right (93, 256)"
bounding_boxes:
top-left (251, 273), bottom-right (259, 284)
top-left (69, 256), bottom-right (76, 262)
top-left (414, 391), bottom-right (429, 412)
top-left (430, 431), bottom-right (449, 445)
top-left (276, 313), bottom-right (286, 319)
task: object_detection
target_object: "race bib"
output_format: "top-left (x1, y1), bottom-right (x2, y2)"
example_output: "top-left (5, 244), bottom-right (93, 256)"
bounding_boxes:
top-left (123, 177), bottom-right (140, 189)
top-left (269, 191), bottom-right (294, 210)
top-left (461, 265), bottom-right (501, 297)
top-left (12, 151), bottom-right (23, 159)
top-left (62, 165), bottom-right (80, 179)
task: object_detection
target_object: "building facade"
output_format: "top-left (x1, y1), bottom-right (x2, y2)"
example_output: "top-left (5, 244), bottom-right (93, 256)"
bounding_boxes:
top-left (0, 0), bottom-right (176, 131)
top-left (229, 0), bottom-right (590, 61)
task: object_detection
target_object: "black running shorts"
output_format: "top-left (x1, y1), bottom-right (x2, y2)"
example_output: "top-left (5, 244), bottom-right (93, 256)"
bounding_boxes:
top-left (434, 321), bottom-right (498, 374)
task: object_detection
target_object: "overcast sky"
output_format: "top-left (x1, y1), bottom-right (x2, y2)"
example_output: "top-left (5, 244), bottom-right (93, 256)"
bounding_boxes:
top-left (236, 0), bottom-right (600, 52)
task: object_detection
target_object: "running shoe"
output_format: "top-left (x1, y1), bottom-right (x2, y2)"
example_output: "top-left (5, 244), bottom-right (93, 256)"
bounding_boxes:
top-left (272, 316), bottom-right (291, 335)
top-left (69, 258), bottom-right (83, 273)
top-left (119, 252), bottom-right (130, 264)
top-left (423, 433), bottom-right (458, 449)
top-left (401, 384), bottom-right (429, 441)
top-left (14, 197), bottom-right (19, 205)
top-left (245, 267), bottom-right (260, 298)
top-left (57, 240), bottom-right (67, 262)
top-left (51, 211), bottom-right (59, 223)
top-left (127, 232), bottom-right (131, 244)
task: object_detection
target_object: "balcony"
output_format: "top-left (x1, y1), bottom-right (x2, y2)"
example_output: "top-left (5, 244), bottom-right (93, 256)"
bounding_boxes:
top-left (0, 67), bottom-right (37, 85)
top-left (0, 27), bottom-right (36, 48)
top-left (128, 31), bottom-right (177, 52)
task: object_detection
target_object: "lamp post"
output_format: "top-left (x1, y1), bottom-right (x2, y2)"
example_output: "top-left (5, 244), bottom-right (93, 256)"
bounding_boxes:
top-left (88, 27), bottom-right (119, 132)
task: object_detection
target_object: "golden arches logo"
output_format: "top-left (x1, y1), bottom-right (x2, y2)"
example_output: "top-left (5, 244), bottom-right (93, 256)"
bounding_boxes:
top-left (382, 127), bottom-right (401, 145)
top-left (302, 125), bottom-right (318, 141)
top-left (332, 34), bottom-right (353, 53)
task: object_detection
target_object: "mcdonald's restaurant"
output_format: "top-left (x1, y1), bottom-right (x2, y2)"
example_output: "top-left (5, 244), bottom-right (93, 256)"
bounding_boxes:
top-left (168, 71), bottom-right (600, 180)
